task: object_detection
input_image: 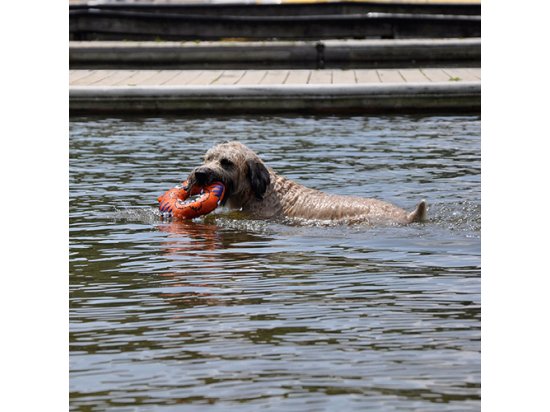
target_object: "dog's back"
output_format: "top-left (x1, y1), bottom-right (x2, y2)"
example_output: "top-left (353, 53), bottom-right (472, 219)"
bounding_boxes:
top-left (249, 173), bottom-right (427, 225)
top-left (188, 141), bottom-right (427, 225)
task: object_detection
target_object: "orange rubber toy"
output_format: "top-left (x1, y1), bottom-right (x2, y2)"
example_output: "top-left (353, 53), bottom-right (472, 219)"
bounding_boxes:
top-left (158, 180), bottom-right (225, 220)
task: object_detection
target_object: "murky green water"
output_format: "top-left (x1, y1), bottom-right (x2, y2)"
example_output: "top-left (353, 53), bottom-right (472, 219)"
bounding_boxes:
top-left (70, 115), bottom-right (480, 411)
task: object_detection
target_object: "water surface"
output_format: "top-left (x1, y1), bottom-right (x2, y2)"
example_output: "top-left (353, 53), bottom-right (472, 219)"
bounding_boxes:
top-left (70, 115), bottom-right (480, 411)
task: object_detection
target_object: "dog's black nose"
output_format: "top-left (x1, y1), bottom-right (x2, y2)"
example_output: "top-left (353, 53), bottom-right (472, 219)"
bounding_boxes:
top-left (194, 168), bottom-right (209, 184)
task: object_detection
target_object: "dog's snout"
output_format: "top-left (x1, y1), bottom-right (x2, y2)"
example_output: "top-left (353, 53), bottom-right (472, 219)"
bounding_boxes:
top-left (193, 167), bottom-right (210, 184)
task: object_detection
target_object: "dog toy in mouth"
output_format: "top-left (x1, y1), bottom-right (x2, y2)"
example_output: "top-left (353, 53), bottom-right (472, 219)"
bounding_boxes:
top-left (157, 180), bottom-right (225, 220)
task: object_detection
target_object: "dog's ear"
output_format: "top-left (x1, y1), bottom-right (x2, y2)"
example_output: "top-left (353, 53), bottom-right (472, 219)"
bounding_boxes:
top-left (246, 159), bottom-right (270, 199)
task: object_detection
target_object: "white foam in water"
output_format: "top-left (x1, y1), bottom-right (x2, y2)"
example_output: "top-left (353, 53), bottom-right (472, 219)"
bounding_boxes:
top-left (429, 201), bottom-right (481, 232)
top-left (111, 206), bottom-right (161, 224)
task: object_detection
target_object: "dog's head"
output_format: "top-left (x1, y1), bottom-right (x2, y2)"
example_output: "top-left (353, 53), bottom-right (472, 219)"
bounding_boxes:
top-left (187, 141), bottom-right (271, 206)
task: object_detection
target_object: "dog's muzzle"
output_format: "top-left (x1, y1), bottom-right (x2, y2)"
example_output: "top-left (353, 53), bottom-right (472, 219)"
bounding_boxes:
top-left (188, 166), bottom-right (232, 206)
top-left (193, 168), bottom-right (209, 185)
top-left (190, 167), bottom-right (216, 186)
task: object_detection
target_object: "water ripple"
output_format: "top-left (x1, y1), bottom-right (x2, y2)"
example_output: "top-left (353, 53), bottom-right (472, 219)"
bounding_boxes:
top-left (70, 115), bottom-right (480, 411)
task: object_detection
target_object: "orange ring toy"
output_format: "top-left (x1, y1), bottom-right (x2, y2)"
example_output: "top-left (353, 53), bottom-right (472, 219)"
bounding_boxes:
top-left (158, 180), bottom-right (225, 220)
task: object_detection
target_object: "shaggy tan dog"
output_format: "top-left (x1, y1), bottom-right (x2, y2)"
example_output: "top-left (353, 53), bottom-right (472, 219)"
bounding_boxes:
top-left (187, 141), bottom-right (426, 225)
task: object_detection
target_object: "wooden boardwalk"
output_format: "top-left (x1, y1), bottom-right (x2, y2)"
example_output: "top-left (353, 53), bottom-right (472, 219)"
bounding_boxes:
top-left (70, 68), bottom-right (480, 86)
top-left (69, 68), bottom-right (480, 114)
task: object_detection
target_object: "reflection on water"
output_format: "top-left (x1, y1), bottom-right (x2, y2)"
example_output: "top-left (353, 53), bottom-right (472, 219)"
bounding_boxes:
top-left (70, 115), bottom-right (480, 411)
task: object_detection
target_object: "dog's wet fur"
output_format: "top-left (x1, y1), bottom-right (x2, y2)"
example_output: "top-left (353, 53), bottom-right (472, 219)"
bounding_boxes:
top-left (187, 141), bottom-right (426, 225)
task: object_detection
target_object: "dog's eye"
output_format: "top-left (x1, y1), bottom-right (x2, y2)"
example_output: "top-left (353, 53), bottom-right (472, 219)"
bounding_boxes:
top-left (220, 158), bottom-right (233, 168)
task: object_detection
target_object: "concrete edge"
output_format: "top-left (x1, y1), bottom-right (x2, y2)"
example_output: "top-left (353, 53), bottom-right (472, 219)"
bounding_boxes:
top-left (70, 38), bottom-right (481, 49)
top-left (70, 81), bottom-right (481, 97)
top-left (69, 81), bottom-right (481, 114)
top-left (69, 38), bottom-right (481, 66)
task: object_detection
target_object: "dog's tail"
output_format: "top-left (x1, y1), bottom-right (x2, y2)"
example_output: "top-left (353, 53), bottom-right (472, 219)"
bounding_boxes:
top-left (407, 199), bottom-right (427, 223)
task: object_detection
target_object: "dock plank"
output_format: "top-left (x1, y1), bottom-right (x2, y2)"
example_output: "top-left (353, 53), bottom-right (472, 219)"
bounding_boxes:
top-left (68, 69), bottom-right (482, 88)
top-left (237, 70), bottom-right (268, 85)
top-left (69, 68), bottom-right (481, 114)
top-left (332, 70), bottom-right (356, 84)
top-left (261, 70), bottom-right (289, 85)
top-left (71, 70), bottom-right (116, 85)
top-left (378, 69), bottom-right (405, 83)
top-left (163, 70), bottom-right (204, 85)
top-left (284, 70), bottom-right (311, 84)
top-left (213, 70), bottom-right (246, 85)
top-left (398, 68), bottom-right (429, 83)
top-left (112, 70), bottom-right (159, 86)
top-left (441, 68), bottom-right (478, 81)
top-left (421, 68), bottom-right (452, 82)
top-left (93, 70), bottom-right (138, 86)
top-left (309, 70), bottom-right (332, 84)
top-left (139, 70), bottom-right (185, 85)
top-left (354, 70), bottom-right (380, 84)
top-left (186, 70), bottom-right (224, 85)
top-left (69, 70), bottom-right (94, 83)
top-left (187, 70), bottom-right (223, 86)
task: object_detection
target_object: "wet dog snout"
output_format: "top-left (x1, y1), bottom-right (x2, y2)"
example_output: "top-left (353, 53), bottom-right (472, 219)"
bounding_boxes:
top-left (193, 167), bottom-right (210, 185)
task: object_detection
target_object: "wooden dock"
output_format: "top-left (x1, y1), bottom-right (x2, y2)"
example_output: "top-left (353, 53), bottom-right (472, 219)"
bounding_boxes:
top-left (69, 68), bottom-right (480, 114)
